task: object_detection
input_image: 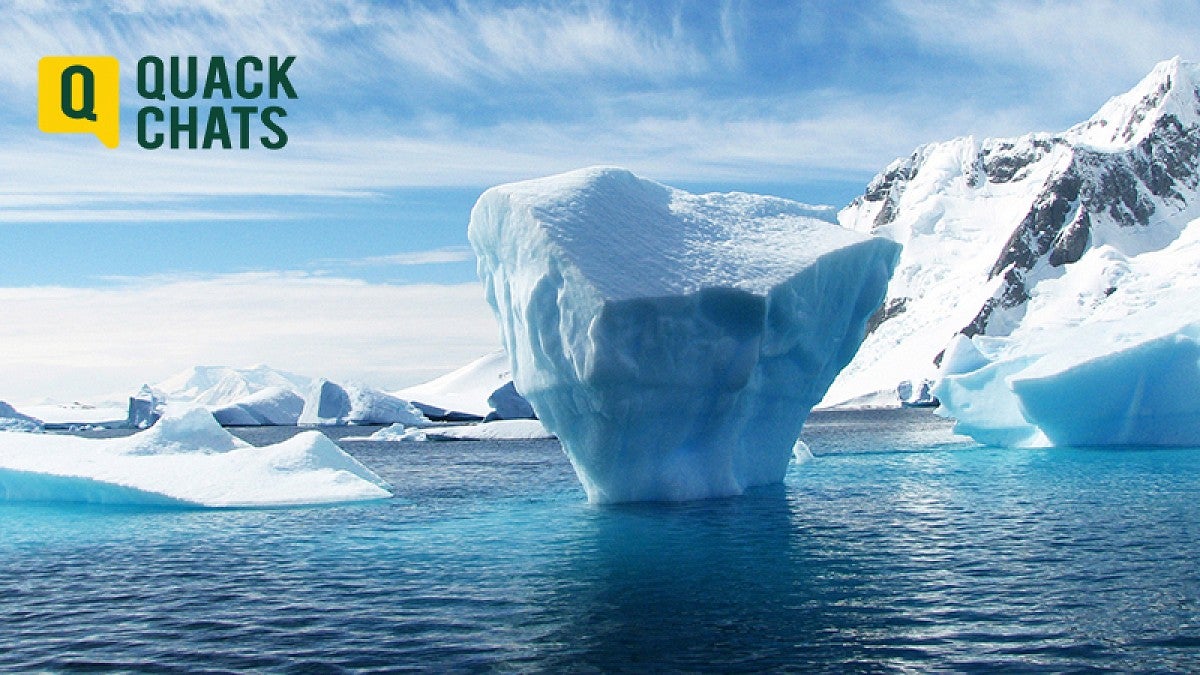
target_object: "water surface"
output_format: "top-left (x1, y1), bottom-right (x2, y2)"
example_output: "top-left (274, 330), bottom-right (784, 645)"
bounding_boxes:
top-left (1, 410), bottom-right (1197, 671)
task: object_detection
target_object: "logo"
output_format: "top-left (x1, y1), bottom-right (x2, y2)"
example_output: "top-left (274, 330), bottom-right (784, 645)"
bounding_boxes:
top-left (38, 55), bottom-right (296, 150)
top-left (38, 56), bottom-right (120, 148)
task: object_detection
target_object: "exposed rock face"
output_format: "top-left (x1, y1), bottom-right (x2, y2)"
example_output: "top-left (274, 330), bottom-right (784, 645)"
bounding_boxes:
top-left (825, 57), bottom-right (1200, 405)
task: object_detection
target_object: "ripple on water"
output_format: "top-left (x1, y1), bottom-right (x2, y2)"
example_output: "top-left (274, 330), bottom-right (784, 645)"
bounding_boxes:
top-left (0, 411), bottom-right (1198, 671)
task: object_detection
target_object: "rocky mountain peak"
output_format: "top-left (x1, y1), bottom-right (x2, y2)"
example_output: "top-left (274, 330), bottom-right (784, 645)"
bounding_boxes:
top-left (1067, 57), bottom-right (1200, 149)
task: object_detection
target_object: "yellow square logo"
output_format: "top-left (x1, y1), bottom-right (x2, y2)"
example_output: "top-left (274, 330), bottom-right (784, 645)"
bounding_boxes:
top-left (38, 56), bottom-right (120, 148)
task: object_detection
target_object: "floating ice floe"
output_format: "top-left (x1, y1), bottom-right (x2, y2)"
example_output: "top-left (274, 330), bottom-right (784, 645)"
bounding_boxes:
top-left (354, 419), bottom-right (555, 442)
top-left (470, 167), bottom-right (899, 502)
top-left (0, 408), bottom-right (391, 507)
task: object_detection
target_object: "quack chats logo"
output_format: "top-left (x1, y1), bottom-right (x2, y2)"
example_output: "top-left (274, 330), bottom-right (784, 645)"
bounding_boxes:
top-left (38, 55), bottom-right (296, 149)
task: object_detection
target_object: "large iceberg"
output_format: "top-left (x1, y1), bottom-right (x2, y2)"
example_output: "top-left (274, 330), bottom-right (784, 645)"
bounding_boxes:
top-left (469, 167), bottom-right (900, 502)
top-left (299, 380), bottom-right (428, 426)
top-left (934, 295), bottom-right (1200, 447)
top-left (0, 408), bottom-right (391, 506)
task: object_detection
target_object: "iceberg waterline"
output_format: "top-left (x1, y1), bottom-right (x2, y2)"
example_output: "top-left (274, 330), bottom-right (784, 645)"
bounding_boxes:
top-left (0, 408), bottom-right (391, 507)
top-left (470, 167), bottom-right (899, 503)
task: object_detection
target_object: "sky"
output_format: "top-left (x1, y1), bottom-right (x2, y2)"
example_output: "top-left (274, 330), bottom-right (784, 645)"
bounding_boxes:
top-left (2, 0), bottom-right (1198, 403)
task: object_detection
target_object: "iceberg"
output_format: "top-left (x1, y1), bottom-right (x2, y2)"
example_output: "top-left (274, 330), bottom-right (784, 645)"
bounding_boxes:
top-left (299, 380), bottom-right (428, 426)
top-left (934, 294), bottom-right (1200, 447)
top-left (0, 407), bottom-right (391, 506)
top-left (484, 381), bottom-right (536, 421)
top-left (469, 167), bottom-right (900, 502)
top-left (210, 386), bottom-right (305, 426)
top-left (0, 402), bottom-right (42, 433)
top-left (126, 385), bottom-right (166, 429)
top-left (398, 350), bottom-right (531, 421)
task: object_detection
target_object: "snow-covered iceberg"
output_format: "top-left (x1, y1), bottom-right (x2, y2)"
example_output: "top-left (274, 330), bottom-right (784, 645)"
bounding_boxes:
top-left (0, 402), bottom-right (42, 433)
top-left (211, 386), bottom-right (305, 426)
top-left (0, 408), bottom-right (391, 506)
top-left (469, 167), bottom-right (900, 502)
top-left (934, 293), bottom-right (1200, 447)
top-left (299, 380), bottom-right (428, 426)
top-left (398, 350), bottom-right (534, 421)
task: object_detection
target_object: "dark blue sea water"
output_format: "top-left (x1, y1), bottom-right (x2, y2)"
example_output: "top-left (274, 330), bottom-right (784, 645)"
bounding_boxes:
top-left (2, 409), bottom-right (1199, 672)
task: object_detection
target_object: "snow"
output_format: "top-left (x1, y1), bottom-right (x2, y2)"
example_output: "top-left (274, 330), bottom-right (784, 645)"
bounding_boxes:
top-left (0, 408), bottom-right (391, 507)
top-left (299, 380), bottom-right (428, 426)
top-left (155, 364), bottom-right (312, 407)
top-left (934, 272), bottom-right (1200, 447)
top-left (1067, 57), bottom-right (1200, 150)
top-left (20, 402), bottom-right (127, 426)
top-left (0, 402), bottom-right (42, 433)
top-left (396, 350), bottom-right (513, 420)
top-left (825, 57), bottom-right (1200, 407)
top-left (356, 419), bottom-right (554, 442)
top-left (470, 166), bottom-right (899, 502)
top-left (210, 386), bottom-right (305, 426)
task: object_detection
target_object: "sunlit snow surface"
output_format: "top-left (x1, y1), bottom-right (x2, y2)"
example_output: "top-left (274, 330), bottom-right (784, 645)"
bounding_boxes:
top-left (470, 167), bottom-right (899, 502)
top-left (0, 408), bottom-right (391, 507)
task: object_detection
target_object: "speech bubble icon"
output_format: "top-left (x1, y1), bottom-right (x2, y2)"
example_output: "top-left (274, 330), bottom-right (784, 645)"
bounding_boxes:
top-left (38, 56), bottom-right (120, 148)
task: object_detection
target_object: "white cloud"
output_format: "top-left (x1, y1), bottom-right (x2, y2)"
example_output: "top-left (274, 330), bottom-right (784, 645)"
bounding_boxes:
top-left (0, 273), bottom-right (500, 403)
top-left (892, 0), bottom-right (1200, 118)
top-left (336, 247), bottom-right (476, 267)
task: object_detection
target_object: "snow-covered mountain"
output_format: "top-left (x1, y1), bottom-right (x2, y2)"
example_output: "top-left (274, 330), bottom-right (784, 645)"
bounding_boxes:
top-left (824, 57), bottom-right (1200, 405)
top-left (154, 365), bottom-right (313, 407)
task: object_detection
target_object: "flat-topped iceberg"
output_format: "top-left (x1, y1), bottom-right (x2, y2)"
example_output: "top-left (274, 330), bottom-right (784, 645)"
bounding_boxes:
top-left (0, 408), bottom-right (391, 507)
top-left (469, 167), bottom-right (900, 502)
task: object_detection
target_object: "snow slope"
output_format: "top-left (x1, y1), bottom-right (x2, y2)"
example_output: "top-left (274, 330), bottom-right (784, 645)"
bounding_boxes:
top-left (826, 57), bottom-right (1200, 406)
top-left (155, 365), bottom-right (313, 407)
top-left (396, 350), bottom-right (533, 420)
top-left (0, 408), bottom-right (391, 506)
top-left (470, 166), bottom-right (898, 502)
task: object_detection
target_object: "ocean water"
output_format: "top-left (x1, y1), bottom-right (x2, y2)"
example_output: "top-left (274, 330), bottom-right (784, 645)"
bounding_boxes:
top-left (2, 409), bottom-right (1199, 672)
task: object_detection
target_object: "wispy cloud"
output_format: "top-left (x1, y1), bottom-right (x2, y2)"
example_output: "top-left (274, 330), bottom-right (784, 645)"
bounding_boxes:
top-left (0, 272), bottom-right (500, 403)
top-left (0, 208), bottom-right (283, 222)
top-left (891, 0), bottom-right (1200, 119)
top-left (333, 246), bottom-right (476, 267)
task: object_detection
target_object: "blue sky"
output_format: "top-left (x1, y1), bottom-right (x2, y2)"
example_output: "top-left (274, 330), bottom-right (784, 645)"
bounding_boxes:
top-left (2, 0), bottom-right (1198, 401)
